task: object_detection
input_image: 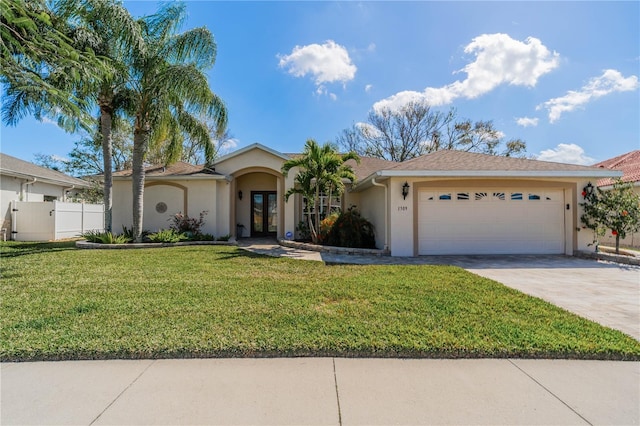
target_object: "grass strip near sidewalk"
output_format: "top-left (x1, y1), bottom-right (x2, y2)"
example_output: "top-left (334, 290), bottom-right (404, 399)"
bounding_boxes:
top-left (1, 242), bottom-right (639, 361)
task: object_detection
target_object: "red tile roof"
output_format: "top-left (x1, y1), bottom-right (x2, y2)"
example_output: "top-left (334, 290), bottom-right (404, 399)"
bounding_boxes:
top-left (593, 150), bottom-right (640, 186)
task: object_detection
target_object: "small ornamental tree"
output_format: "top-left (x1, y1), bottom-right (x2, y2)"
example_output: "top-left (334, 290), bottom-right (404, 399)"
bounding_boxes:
top-left (580, 179), bottom-right (640, 254)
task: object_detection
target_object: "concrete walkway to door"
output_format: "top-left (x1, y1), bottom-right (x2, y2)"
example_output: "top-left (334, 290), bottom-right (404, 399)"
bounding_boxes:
top-left (238, 240), bottom-right (640, 341)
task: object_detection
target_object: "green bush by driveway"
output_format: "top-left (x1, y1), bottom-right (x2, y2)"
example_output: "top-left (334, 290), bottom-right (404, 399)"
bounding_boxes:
top-left (1, 242), bottom-right (639, 361)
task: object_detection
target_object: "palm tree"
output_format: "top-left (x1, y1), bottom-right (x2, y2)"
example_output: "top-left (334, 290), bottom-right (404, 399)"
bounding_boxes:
top-left (282, 139), bottom-right (359, 243)
top-left (55, 0), bottom-right (142, 232)
top-left (128, 2), bottom-right (227, 241)
top-left (322, 150), bottom-right (359, 216)
top-left (1, 0), bottom-right (102, 124)
top-left (2, 0), bottom-right (141, 232)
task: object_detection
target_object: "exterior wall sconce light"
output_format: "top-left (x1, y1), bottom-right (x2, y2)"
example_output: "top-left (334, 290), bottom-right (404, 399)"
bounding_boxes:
top-left (582, 182), bottom-right (594, 199)
top-left (238, 190), bottom-right (243, 200)
top-left (402, 181), bottom-right (410, 200)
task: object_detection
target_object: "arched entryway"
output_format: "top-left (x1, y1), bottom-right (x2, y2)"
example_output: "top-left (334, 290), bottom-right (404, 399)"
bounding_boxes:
top-left (231, 167), bottom-right (284, 239)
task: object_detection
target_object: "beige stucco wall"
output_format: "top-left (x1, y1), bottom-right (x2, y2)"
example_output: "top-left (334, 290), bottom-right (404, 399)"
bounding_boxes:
top-left (216, 148), bottom-right (286, 177)
top-left (357, 185), bottom-right (387, 250)
top-left (235, 172), bottom-right (277, 237)
top-left (112, 147), bottom-right (300, 240)
top-left (389, 177), bottom-right (415, 256)
top-left (113, 179), bottom-right (218, 236)
top-left (359, 176), bottom-right (596, 257)
top-left (217, 147), bottom-right (297, 239)
top-left (215, 180), bottom-right (231, 238)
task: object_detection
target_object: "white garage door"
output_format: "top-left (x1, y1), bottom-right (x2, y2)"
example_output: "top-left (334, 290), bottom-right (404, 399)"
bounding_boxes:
top-left (418, 188), bottom-right (565, 255)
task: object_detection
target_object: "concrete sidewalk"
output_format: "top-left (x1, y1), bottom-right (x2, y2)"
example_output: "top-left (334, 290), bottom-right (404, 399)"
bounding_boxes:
top-left (2, 358), bottom-right (638, 425)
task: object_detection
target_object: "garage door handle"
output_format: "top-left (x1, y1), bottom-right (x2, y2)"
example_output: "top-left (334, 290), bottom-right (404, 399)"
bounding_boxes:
top-left (566, 204), bottom-right (570, 210)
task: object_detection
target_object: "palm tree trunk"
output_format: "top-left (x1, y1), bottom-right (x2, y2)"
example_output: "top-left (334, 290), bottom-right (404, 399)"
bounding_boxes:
top-left (132, 126), bottom-right (149, 242)
top-left (99, 103), bottom-right (113, 232)
top-left (312, 185), bottom-right (321, 244)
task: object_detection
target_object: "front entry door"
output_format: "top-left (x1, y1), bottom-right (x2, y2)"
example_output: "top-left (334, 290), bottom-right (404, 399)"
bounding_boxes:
top-left (251, 191), bottom-right (277, 237)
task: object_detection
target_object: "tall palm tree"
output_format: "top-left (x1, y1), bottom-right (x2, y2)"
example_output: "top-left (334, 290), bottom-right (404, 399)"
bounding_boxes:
top-left (282, 139), bottom-right (359, 243)
top-left (2, 0), bottom-right (141, 232)
top-left (128, 2), bottom-right (227, 241)
top-left (53, 0), bottom-right (142, 232)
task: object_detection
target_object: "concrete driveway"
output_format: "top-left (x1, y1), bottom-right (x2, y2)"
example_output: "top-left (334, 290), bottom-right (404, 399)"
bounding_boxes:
top-left (430, 255), bottom-right (640, 341)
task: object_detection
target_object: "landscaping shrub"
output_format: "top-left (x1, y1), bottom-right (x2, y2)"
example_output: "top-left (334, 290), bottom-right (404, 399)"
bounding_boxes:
top-left (195, 233), bottom-right (215, 241)
top-left (148, 229), bottom-right (187, 243)
top-left (81, 230), bottom-right (104, 243)
top-left (169, 211), bottom-right (207, 236)
top-left (296, 220), bottom-right (311, 242)
top-left (81, 230), bottom-right (130, 244)
top-left (216, 234), bottom-right (231, 241)
top-left (318, 212), bottom-right (339, 244)
top-left (122, 225), bottom-right (149, 240)
top-left (326, 206), bottom-right (376, 248)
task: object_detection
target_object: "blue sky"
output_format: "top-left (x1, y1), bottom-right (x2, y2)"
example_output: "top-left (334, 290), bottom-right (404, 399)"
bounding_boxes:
top-left (1, 1), bottom-right (638, 167)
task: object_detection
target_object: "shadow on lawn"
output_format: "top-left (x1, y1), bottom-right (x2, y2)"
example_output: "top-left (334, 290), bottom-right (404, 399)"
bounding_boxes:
top-left (0, 241), bottom-right (78, 258)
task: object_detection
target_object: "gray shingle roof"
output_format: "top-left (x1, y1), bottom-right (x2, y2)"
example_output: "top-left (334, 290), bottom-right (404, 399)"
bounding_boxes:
top-left (112, 161), bottom-right (223, 178)
top-left (388, 150), bottom-right (609, 172)
top-left (346, 157), bottom-right (398, 181)
top-left (0, 153), bottom-right (90, 188)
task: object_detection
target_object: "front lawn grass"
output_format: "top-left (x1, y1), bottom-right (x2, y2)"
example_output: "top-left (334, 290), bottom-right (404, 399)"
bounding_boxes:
top-left (1, 242), bottom-right (639, 361)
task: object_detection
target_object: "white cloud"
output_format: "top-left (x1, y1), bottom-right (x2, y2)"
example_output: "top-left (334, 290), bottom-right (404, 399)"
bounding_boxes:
top-left (367, 43), bottom-right (376, 52)
top-left (516, 116), bottom-right (539, 127)
top-left (51, 154), bottom-right (70, 162)
top-left (538, 69), bottom-right (639, 123)
top-left (41, 116), bottom-right (58, 126)
top-left (365, 84), bottom-right (373, 92)
top-left (278, 40), bottom-right (356, 86)
top-left (329, 93), bottom-right (337, 101)
top-left (355, 122), bottom-right (382, 138)
top-left (374, 33), bottom-right (559, 112)
top-left (536, 143), bottom-right (594, 165)
top-left (218, 138), bottom-right (238, 155)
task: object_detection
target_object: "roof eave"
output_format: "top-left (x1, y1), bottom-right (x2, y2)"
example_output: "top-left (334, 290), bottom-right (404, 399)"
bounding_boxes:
top-left (113, 174), bottom-right (229, 181)
top-left (213, 143), bottom-right (290, 164)
top-left (0, 169), bottom-right (90, 188)
top-left (352, 169), bottom-right (623, 192)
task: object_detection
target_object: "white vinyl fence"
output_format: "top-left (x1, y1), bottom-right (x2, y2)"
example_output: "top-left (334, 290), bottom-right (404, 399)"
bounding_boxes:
top-left (11, 201), bottom-right (104, 241)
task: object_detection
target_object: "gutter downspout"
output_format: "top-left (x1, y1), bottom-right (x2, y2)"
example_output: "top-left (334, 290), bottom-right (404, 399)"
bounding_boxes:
top-left (62, 185), bottom-right (75, 202)
top-left (371, 177), bottom-right (389, 251)
top-left (21, 178), bottom-right (37, 201)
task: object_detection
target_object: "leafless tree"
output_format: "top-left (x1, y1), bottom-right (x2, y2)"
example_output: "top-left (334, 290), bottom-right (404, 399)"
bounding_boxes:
top-left (337, 102), bottom-right (526, 161)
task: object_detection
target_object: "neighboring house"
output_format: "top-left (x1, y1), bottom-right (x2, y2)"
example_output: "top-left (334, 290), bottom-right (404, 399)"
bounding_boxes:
top-left (1, 153), bottom-right (91, 238)
top-left (112, 143), bottom-right (620, 256)
top-left (594, 150), bottom-right (640, 247)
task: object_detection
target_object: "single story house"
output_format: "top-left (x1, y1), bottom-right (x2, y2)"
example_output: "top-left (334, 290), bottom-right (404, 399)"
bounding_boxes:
top-left (112, 143), bottom-right (620, 256)
top-left (0, 153), bottom-right (91, 239)
top-left (594, 150), bottom-right (640, 247)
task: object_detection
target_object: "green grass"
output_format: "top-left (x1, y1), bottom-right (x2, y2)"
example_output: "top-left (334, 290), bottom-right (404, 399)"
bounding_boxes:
top-left (1, 241), bottom-right (639, 361)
